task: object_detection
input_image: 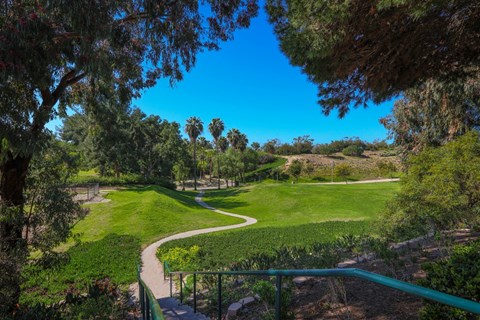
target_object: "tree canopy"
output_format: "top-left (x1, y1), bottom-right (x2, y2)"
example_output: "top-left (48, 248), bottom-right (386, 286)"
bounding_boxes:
top-left (266, 0), bottom-right (480, 116)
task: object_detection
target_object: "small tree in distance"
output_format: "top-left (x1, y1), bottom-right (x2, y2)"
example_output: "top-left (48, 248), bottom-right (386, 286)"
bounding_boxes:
top-left (287, 160), bottom-right (303, 183)
top-left (334, 163), bottom-right (352, 184)
top-left (185, 117), bottom-right (204, 191)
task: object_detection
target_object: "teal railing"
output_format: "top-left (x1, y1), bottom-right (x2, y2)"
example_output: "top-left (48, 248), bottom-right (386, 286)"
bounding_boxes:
top-left (167, 267), bottom-right (480, 320)
top-left (138, 267), bottom-right (164, 320)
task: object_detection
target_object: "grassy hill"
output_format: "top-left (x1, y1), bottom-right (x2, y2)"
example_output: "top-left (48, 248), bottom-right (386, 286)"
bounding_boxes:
top-left (21, 186), bottom-right (242, 305)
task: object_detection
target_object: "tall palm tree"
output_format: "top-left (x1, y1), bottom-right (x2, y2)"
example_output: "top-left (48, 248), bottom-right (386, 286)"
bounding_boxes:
top-left (227, 128), bottom-right (241, 150)
top-left (185, 117), bottom-right (203, 190)
top-left (208, 118), bottom-right (225, 189)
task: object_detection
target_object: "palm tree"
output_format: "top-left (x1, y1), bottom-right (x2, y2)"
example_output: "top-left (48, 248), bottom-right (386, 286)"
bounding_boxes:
top-left (227, 128), bottom-right (241, 150)
top-left (185, 117), bottom-right (204, 190)
top-left (218, 136), bottom-right (229, 153)
top-left (208, 118), bottom-right (225, 189)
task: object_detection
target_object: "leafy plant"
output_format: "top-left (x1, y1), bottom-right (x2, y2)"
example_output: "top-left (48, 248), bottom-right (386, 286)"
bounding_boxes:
top-left (419, 240), bottom-right (480, 320)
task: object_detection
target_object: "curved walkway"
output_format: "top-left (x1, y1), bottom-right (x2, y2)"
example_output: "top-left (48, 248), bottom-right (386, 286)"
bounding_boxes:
top-left (139, 190), bottom-right (257, 299)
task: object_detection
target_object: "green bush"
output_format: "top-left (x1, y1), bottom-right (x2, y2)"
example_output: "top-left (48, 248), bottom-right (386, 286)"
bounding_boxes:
top-left (419, 240), bottom-right (480, 320)
top-left (69, 173), bottom-right (176, 189)
top-left (342, 144), bottom-right (364, 156)
top-left (157, 245), bottom-right (201, 271)
top-left (381, 131), bottom-right (480, 240)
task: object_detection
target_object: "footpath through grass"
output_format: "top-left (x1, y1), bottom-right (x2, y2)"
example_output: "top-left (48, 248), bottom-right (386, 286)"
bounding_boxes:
top-left (21, 186), bottom-right (242, 305)
top-left (158, 182), bottom-right (399, 270)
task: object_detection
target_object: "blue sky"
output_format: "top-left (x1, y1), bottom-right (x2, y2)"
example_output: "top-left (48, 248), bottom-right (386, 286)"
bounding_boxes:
top-left (51, 6), bottom-right (394, 145)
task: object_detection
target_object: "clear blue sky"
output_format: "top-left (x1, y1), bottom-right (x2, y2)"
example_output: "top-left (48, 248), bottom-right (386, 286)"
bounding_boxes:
top-left (51, 6), bottom-right (394, 145)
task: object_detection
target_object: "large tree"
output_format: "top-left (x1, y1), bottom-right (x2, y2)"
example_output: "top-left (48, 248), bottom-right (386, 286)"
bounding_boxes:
top-left (0, 0), bottom-right (257, 313)
top-left (266, 0), bottom-right (480, 116)
top-left (185, 117), bottom-right (204, 191)
top-left (208, 118), bottom-right (225, 189)
top-left (381, 75), bottom-right (480, 159)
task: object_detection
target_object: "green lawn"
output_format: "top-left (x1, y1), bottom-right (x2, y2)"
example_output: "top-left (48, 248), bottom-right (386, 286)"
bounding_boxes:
top-left (21, 186), bottom-right (242, 305)
top-left (202, 182), bottom-right (399, 227)
top-left (158, 182), bottom-right (399, 270)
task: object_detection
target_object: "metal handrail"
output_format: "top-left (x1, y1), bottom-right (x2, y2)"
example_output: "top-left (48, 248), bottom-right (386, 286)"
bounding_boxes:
top-left (138, 267), bottom-right (165, 320)
top-left (165, 267), bottom-right (480, 319)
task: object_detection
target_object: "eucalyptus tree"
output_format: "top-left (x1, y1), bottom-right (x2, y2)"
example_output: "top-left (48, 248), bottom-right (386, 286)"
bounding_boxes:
top-left (266, 0), bottom-right (480, 116)
top-left (185, 117), bottom-right (204, 191)
top-left (208, 118), bottom-right (225, 189)
top-left (0, 0), bottom-right (258, 312)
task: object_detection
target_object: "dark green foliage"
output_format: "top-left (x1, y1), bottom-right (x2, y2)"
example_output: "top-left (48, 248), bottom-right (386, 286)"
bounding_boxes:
top-left (16, 278), bottom-right (132, 320)
top-left (266, 0), bottom-right (480, 115)
top-left (292, 135), bottom-right (314, 154)
top-left (312, 144), bottom-right (337, 156)
top-left (419, 240), bottom-right (480, 320)
top-left (21, 234), bottom-right (140, 305)
top-left (381, 131), bottom-right (480, 240)
top-left (287, 159), bottom-right (302, 181)
top-left (342, 145), bottom-right (364, 157)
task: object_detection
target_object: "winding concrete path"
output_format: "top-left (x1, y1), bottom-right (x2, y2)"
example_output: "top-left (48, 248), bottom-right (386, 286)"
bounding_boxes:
top-left (139, 190), bottom-right (257, 300)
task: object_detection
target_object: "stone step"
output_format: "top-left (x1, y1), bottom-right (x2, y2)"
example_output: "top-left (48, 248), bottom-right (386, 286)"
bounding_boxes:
top-left (158, 297), bottom-right (209, 320)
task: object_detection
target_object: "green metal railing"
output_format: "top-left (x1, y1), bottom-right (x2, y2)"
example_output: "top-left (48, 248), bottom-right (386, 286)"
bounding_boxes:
top-left (138, 267), bottom-right (165, 320)
top-left (167, 267), bottom-right (480, 320)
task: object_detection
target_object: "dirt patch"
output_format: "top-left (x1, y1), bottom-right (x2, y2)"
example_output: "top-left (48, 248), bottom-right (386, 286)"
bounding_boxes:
top-left (290, 230), bottom-right (479, 319)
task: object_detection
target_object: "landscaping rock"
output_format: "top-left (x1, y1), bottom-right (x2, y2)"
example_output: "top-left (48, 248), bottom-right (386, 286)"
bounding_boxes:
top-left (227, 302), bottom-right (243, 318)
top-left (337, 259), bottom-right (357, 268)
top-left (238, 296), bottom-right (255, 306)
top-left (293, 276), bottom-right (315, 287)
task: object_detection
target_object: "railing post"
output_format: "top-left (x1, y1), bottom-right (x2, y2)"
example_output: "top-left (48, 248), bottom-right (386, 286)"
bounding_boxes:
top-left (218, 274), bottom-right (222, 320)
top-left (275, 275), bottom-right (282, 320)
top-left (194, 273), bottom-right (197, 313)
top-left (170, 275), bottom-right (173, 297)
top-left (146, 291), bottom-right (151, 320)
top-left (180, 273), bottom-right (183, 303)
top-left (163, 261), bottom-right (166, 280)
top-left (140, 281), bottom-right (145, 319)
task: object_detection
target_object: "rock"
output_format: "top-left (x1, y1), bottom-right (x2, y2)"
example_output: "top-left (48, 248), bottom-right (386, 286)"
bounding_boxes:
top-left (227, 302), bottom-right (243, 318)
top-left (292, 276), bottom-right (315, 287)
top-left (238, 296), bottom-right (255, 306)
top-left (337, 259), bottom-right (357, 268)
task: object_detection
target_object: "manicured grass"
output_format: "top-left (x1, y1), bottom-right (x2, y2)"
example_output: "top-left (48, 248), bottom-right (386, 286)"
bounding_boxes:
top-left (74, 186), bottom-right (242, 245)
top-left (202, 182), bottom-right (399, 227)
top-left (21, 186), bottom-right (242, 304)
top-left (158, 182), bottom-right (399, 270)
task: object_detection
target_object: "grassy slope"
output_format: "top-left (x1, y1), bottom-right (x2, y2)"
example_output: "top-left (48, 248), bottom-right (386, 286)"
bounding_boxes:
top-left (22, 186), bottom-right (242, 304)
top-left (76, 186), bottom-right (242, 245)
top-left (158, 182), bottom-right (399, 270)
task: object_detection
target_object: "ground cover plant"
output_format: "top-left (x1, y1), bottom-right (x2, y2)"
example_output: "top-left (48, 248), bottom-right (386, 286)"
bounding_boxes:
top-left (21, 186), bottom-right (242, 305)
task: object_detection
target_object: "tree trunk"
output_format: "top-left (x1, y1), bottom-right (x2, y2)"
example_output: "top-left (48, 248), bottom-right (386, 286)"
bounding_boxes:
top-left (0, 154), bottom-right (31, 314)
top-left (217, 150), bottom-right (221, 190)
top-left (193, 141), bottom-right (197, 191)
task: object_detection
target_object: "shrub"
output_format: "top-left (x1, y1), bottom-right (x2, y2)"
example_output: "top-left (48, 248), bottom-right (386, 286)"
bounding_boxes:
top-left (287, 160), bottom-right (302, 181)
top-left (313, 144), bottom-right (337, 156)
top-left (334, 163), bottom-right (352, 182)
top-left (376, 160), bottom-right (398, 177)
top-left (342, 144), bottom-right (364, 156)
top-left (419, 240), bottom-right (480, 320)
top-left (258, 153), bottom-right (276, 165)
top-left (157, 245), bottom-right (201, 271)
top-left (69, 174), bottom-right (176, 189)
top-left (381, 131), bottom-right (480, 240)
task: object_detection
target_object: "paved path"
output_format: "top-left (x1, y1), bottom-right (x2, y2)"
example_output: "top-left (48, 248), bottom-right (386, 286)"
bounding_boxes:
top-left (137, 190), bottom-right (257, 318)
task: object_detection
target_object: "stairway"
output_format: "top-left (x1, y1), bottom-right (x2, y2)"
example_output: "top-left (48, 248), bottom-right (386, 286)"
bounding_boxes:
top-left (158, 297), bottom-right (209, 320)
